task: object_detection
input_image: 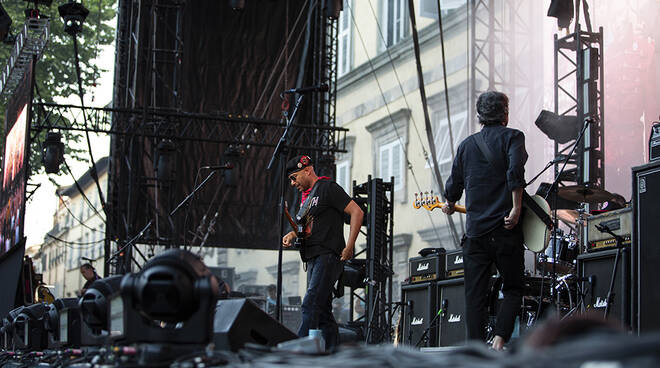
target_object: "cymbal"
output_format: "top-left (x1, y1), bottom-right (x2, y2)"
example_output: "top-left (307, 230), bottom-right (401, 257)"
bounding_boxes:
top-left (558, 185), bottom-right (613, 204)
top-left (556, 209), bottom-right (579, 225)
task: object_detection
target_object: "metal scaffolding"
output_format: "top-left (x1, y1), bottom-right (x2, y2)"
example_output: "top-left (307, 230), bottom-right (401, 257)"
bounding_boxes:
top-left (102, 0), bottom-right (344, 274)
top-left (553, 26), bottom-right (605, 190)
top-left (469, 0), bottom-right (543, 133)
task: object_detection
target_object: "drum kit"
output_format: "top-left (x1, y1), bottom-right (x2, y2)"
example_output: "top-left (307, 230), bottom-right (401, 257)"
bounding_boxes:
top-left (489, 184), bottom-right (617, 329)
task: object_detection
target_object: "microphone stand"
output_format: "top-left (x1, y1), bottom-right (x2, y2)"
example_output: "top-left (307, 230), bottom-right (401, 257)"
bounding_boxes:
top-left (544, 118), bottom-right (593, 311)
top-left (596, 224), bottom-right (626, 319)
top-left (106, 168), bottom-right (225, 267)
top-left (267, 93), bottom-right (305, 322)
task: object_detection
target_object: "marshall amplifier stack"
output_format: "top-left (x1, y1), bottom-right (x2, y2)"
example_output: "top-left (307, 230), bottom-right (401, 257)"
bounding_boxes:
top-left (403, 248), bottom-right (467, 347)
top-left (632, 161), bottom-right (660, 334)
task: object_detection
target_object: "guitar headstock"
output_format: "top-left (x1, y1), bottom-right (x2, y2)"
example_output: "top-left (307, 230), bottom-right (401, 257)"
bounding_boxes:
top-left (413, 191), bottom-right (442, 211)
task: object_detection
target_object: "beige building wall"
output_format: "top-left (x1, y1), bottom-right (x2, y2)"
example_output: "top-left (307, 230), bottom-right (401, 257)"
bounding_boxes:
top-left (33, 158), bottom-right (109, 299)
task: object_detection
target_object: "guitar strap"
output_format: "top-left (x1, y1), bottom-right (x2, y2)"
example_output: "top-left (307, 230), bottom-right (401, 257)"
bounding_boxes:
top-left (473, 132), bottom-right (553, 227)
top-left (296, 179), bottom-right (324, 223)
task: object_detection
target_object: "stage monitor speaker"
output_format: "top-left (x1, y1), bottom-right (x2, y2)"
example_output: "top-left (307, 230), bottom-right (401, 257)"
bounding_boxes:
top-left (577, 248), bottom-right (630, 328)
top-left (401, 282), bottom-right (437, 347)
top-left (436, 277), bottom-right (466, 346)
top-left (632, 161), bottom-right (660, 334)
top-left (213, 299), bottom-right (297, 351)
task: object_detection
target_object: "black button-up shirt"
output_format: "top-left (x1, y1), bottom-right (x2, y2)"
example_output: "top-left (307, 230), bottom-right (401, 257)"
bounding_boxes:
top-left (444, 124), bottom-right (528, 237)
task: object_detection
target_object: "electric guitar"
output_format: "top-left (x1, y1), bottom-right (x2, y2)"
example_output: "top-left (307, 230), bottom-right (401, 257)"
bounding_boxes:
top-left (412, 192), bottom-right (551, 253)
top-left (283, 201), bottom-right (312, 260)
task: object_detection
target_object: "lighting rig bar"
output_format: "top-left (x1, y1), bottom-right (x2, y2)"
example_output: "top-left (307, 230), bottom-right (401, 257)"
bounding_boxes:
top-left (32, 102), bottom-right (348, 152)
top-left (0, 18), bottom-right (50, 97)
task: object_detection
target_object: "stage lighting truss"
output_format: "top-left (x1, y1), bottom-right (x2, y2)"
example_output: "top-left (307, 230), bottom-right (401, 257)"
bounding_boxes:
top-left (0, 17), bottom-right (49, 97)
top-left (32, 102), bottom-right (348, 152)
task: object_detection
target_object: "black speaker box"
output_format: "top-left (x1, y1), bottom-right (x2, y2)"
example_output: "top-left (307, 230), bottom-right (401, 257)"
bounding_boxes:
top-left (213, 299), bottom-right (297, 351)
top-left (401, 282), bottom-right (436, 347)
top-left (632, 161), bottom-right (660, 334)
top-left (436, 277), bottom-right (466, 346)
top-left (577, 248), bottom-right (630, 328)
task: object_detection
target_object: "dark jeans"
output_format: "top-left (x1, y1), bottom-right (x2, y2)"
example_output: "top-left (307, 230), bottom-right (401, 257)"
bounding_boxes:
top-left (463, 226), bottom-right (524, 342)
top-left (298, 253), bottom-right (343, 350)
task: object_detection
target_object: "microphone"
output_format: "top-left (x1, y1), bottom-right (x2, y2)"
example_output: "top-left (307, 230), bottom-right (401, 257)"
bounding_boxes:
top-left (551, 154), bottom-right (569, 164)
top-left (201, 163), bottom-right (234, 170)
top-left (283, 84), bottom-right (329, 94)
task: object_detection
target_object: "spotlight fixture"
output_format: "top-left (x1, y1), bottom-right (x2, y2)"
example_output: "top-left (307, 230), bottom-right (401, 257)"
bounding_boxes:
top-left (58, 0), bottom-right (89, 36)
top-left (119, 249), bottom-right (219, 344)
top-left (13, 303), bottom-right (49, 350)
top-left (79, 275), bottom-right (123, 346)
top-left (534, 110), bottom-right (581, 144)
top-left (42, 131), bottom-right (65, 174)
top-left (339, 259), bottom-right (366, 290)
top-left (156, 139), bottom-right (176, 183)
top-left (45, 298), bottom-right (81, 348)
top-left (547, 0), bottom-right (574, 29)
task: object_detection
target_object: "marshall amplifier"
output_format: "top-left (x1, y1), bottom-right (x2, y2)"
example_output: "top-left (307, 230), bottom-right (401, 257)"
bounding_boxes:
top-left (401, 282), bottom-right (437, 347)
top-left (649, 121), bottom-right (660, 162)
top-left (445, 249), bottom-right (464, 278)
top-left (632, 161), bottom-right (660, 334)
top-left (586, 208), bottom-right (632, 252)
top-left (436, 278), bottom-right (466, 346)
top-left (409, 253), bottom-right (446, 283)
top-left (577, 248), bottom-right (630, 329)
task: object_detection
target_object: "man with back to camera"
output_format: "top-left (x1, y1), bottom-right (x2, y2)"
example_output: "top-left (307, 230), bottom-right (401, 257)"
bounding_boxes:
top-left (282, 155), bottom-right (363, 351)
top-left (442, 91), bottom-right (527, 350)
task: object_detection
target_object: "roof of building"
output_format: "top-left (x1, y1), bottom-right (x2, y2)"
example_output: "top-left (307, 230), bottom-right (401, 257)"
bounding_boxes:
top-left (57, 156), bottom-right (110, 198)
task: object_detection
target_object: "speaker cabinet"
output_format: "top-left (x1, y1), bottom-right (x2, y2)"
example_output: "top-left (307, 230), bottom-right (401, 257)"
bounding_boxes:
top-left (436, 277), bottom-right (466, 346)
top-left (401, 282), bottom-right (436, 347)
top-left (632, 161), bottom-right (660, 334)
top-left (577, 248), bottom-right (630, 328)
top-left (213, 299), bottom-right (297, 351)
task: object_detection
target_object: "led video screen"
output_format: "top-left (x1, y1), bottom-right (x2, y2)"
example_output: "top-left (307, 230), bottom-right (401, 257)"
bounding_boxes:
top-left (0, 103), bottom-right (28, 256)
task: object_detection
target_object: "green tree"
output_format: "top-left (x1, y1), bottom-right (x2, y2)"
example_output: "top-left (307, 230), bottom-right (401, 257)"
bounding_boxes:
top-left (0, 0), bottom-right (117, 176)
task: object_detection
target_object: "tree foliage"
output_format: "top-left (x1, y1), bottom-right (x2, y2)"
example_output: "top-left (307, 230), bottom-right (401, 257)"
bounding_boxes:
top-left (0, 0), bottom-right (117, 177)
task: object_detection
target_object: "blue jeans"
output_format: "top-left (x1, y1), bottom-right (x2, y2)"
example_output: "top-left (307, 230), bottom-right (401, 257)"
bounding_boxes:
top-left (298, 253), bottom-right (343, 350)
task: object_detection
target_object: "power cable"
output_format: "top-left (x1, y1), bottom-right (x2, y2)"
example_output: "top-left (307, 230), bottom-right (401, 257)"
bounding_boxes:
top-left (62, 158), bottom-right (106, 222)
top-left (71, 32), bottom-right (109, 217)
top-left (365, 0), bottom-right (465, 238)
top-left (54, 190), bottom-right (106, 234)
top-left (46, 233), bottom-right (104, 249)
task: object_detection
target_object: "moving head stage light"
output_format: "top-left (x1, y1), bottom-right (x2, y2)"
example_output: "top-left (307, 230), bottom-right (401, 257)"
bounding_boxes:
top-left (12, 303), bottom-right (49, 350)
top-left (118, 249), bottom-right (220, 345)
top-left (79, 275), bottom-right (123, 346)
top-left (535, 110), bottom-right (581, 144)
top-left (45, 298), bottom-right (81, 348)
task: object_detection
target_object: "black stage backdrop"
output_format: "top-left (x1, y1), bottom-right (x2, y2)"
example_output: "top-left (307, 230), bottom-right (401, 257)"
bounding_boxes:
top-left (111, 0), bottom-right (326, 251)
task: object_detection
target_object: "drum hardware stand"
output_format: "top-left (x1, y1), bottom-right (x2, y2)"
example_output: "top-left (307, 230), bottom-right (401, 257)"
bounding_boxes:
top-left (544, 118), bottom-right (594, 312)
top-left (594, 223), bottom-right (626, 319)
top-left (415, 304), bottom-right (442, 348)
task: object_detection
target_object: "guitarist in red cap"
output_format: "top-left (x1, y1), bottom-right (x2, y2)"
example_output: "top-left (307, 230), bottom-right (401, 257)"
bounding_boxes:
top-left (282, 155), bottom-right (363, 351)
top-left (442, 91), bottom-right (528, 351)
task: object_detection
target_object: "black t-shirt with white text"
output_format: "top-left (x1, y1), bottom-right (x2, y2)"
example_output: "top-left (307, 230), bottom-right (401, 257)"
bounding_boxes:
top-left (299, 179), bottom-right (351, 261)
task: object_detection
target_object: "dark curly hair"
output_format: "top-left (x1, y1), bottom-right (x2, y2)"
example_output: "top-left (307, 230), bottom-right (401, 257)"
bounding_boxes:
top-left (476, 91), bottom-right (509, 125)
